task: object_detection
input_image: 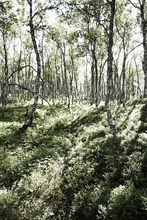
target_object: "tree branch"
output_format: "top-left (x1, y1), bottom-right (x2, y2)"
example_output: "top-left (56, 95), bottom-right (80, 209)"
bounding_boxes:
top-left (9, 83), bottom-right (34, 94)
top-left (27, 0), bottom-right (31, 5)
top-left (126, 42), bottom-right (143, 57)
top-left (32, 2), bottom-right (62, 20)
top-left (8, 83), bottom-right (56, 113)
top-left (128, 0), bottom-right (140, 10)
top-left (106, 0), bottom-right (111, 4)
top-left (64, 0), bottom-right (107, 18)
top-left (8, 65), bottom-right (37, 80)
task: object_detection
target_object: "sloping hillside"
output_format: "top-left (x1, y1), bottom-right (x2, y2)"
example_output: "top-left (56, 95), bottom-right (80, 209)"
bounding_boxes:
top-left (0, 99), bottom-right (147, 220)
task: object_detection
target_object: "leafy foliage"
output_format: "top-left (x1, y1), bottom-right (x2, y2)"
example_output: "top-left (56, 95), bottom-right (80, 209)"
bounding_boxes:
top-left (0, 100), bottom-right (147, 219)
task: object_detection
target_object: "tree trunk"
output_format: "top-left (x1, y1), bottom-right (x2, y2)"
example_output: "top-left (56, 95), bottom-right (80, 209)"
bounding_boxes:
top-left (69, 50), bottom-right (74, 104)
top-left (90, 58), bottom-right (95, 105)
top-left (63, 43), bottom-right (70, 108)
top-left (21, 0), bottom-right (41, 131)
top-left (134, 56), bottom-right (141, 98)
top-left (92, 38), bottom-right (99, 108)
top-left (105, 0), bottom-right (118, 138)
top-left (140, 1), bottom-right (147, 97)
top-left (1, 31), bottom-right (9, 117)
top-left (41, 32), bottom-right (45, 105)
top-left (121, 55), bottom-right (127, 105)
top-left (16, 42), bottom-right (23, 104)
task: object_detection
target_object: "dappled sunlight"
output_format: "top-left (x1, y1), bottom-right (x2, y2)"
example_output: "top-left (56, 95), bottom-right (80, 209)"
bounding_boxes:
top-left (137, 133), bottom-right (147, 147)
top-left (0, 0), bottom-right (147, 217)
top-left (0, 101), bottom-right (147, 219)
top-left (121, 129), bottom-right (137, 144)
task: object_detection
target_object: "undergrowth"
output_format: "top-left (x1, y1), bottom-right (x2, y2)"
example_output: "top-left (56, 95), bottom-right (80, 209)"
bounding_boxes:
top-left (0, 99), bottom-right (147, 219)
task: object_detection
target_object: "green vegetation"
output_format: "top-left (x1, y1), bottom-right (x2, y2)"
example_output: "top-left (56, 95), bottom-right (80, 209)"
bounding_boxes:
top-left (0, 100), bottom-right (147, 220)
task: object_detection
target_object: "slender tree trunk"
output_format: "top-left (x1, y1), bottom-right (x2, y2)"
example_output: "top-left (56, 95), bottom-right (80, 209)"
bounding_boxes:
top-left (41, 32), bottom-right (45, 105)
top-left (121, 55), bottom-right (127, 105)
top-left (140, 1), bottom-right (147, 97)
top-left (70, 51), bottom-right (74, 104)
top-left (134, 56), bottom-right (141, 98)
top-left (63, 43), bottom-right (70, 108)
top-left (16, 42), bottom-right (23, 104)
top-left (21, 0), bottom-right (41, 131)
top-left (55, 46), bottom-right (60, 103)
top-left (99, 57), bottom-right (107, 102)
top-left (73, 62), bottom-right (79, 102)
top-left (105, 0), bottom-right (118, 138)
top-left (60, 51), bottom-right (64, 103)
top-left (90, 58), bottom-right (95, 105)
top-left (1, 32), bottom-right (9, 117)
top-left (92, 38), bottom-right (99, 108)
top-left (126, 61), bottom-right (132, 100)
top-left (84, 54), bottom-right (89, 102)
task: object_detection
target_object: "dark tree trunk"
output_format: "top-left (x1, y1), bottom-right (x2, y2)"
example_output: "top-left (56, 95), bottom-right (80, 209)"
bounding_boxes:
top-left (90, 58), bottom-right (95, 105)
top-left (105, 0), bottom-right (118, 138)
top-left (21, 0), bottom-right (41, 131)
top-left (63, 43), bottom-right (70, 108)
top-left (84, 55), bottom-right (90, 102)
top-left (92, 38), bottom-right (99, 108)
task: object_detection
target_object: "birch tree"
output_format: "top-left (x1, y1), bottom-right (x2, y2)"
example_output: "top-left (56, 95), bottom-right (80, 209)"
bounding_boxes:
top-left (105, 0), bottom-right (118, 138)
top-left (21, 0), bottom-right (41, 131)
top-left (129, 0), bottom-right (147, 97)
top-left (0, 0), bottom-right (20, 116)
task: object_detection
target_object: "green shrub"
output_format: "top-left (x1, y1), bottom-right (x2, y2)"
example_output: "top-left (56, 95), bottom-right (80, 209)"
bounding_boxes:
top-left (70, 185), bottom-right (100, 220)
top-left (0, 189), bottom-right (20, 220)
top-left (107, 182), bottom-right (147, 220)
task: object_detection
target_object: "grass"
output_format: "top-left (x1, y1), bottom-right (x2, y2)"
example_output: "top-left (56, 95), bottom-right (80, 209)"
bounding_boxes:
top-left (0, 99), bottom-right (147, 219)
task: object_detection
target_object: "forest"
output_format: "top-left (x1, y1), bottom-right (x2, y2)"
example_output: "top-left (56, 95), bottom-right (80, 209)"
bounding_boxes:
top-left (0, 0), bottom-right (147, 219)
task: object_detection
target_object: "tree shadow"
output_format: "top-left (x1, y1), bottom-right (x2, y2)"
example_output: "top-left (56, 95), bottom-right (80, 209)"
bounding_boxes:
top-left (0, 105), bottom-right (31, 122)
top-left (68, 109), bottom-right (104, 133)
top-left (118, 103), bottom-right (137, 130)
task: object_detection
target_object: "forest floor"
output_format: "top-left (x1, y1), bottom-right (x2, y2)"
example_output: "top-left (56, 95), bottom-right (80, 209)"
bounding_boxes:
top-left (0, 99), bottom-right (147, 220)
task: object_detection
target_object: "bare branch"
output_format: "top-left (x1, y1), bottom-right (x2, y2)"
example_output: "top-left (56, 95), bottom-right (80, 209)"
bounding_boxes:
top-left (32, 2), bottom-right (62, 20)
top-left (106, 0), bottom-right (111, 4)
top-left (64, 0), bottom-right (107, 18)
top-left (9, 83), bottom-right (34, 94)
top-left (27, 0), bottom-right (31, 5)
top-left (8, 83), bottom-right (55, 113)
top-left (126, 42), bottom-right (143, 57)
top-left (8, 65), bottom-right (37, 80)
top-left (128, 0), bottom-right (140, 10)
